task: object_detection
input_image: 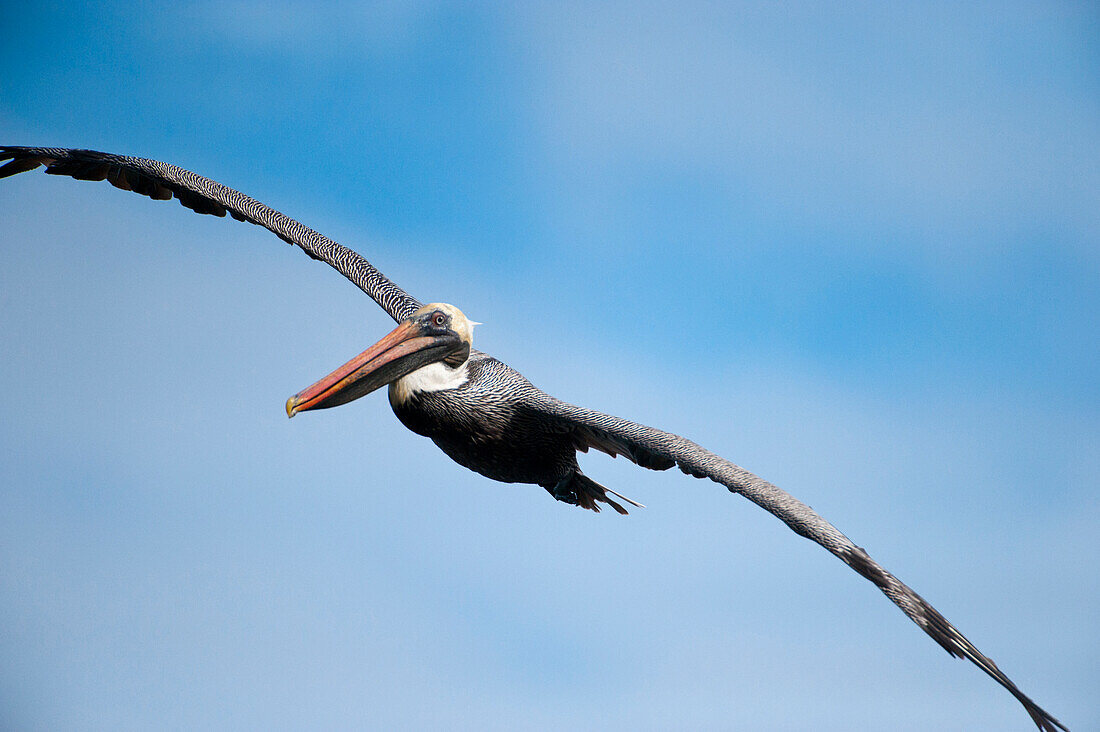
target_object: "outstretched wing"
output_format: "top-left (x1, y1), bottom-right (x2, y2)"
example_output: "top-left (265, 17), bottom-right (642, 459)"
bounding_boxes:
top-left (0, 146), bottom-right (421, 322)
top-left (525, 393), bottom-right (1066, 732)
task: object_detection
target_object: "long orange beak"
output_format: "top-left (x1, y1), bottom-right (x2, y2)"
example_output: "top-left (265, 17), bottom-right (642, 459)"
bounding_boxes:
top-left (286, 320), bottom-right (460, 417)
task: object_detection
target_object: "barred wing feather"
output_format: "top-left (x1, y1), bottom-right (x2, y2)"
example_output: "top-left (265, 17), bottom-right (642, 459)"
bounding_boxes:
top-left (527, 393), bottom-right (1067, 732)
top-left (0, 146), bottom-right (420, 322)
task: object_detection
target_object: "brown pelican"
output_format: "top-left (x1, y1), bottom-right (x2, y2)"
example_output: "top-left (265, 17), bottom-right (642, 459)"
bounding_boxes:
top-left (0, 146), bottom-right (1067, 731)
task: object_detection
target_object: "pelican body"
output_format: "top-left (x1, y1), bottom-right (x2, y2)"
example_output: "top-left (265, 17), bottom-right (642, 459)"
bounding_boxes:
top-left (0, 146), bottom-right (1068, 731)
top-left (286, 302), bottom-right (642, 513)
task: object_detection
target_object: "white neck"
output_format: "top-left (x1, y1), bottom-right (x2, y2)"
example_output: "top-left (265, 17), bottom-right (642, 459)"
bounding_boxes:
top-left (388, 361), bottom-right (469, 406)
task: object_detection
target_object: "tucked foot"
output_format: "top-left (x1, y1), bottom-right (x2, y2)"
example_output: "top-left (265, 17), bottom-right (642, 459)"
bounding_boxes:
top-left (548, 471), bottom-right (644, 515)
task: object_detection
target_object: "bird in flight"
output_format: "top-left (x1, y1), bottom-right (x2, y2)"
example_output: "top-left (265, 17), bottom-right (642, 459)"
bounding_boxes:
top-left (0, 146), bottom-right (1068, 731)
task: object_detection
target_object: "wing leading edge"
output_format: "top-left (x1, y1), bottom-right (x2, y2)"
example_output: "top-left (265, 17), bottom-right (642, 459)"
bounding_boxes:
top-left (0, 146), bottom-right (420, 322)
top-left (526, 393), bottom-right (1067, 732)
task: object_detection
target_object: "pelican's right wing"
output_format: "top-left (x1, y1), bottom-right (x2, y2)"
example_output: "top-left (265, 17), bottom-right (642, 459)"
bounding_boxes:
top-left (525, 392), bottom-right (1066, 732)
top-left (0, 146), bottom-right (421, 322)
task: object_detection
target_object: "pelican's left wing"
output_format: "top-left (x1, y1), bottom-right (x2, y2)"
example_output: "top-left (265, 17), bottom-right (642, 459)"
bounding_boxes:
top-left (0, 146), bottom-right (421, 322)
top-left (523, 392), bottom-right (1066, 732)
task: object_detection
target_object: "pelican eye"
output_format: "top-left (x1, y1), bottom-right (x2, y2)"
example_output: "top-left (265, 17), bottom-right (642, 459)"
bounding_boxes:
top-left (432, 312), bottom-right (447, 327)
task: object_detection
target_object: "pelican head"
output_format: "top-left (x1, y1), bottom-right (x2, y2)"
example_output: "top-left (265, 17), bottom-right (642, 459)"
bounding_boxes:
top-left (286, 302), bottom-right (474, 417)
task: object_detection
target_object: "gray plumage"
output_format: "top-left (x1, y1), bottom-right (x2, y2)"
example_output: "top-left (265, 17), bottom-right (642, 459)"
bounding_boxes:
top-left (0, 146), bottom-right (1067, 731)
top-left (0, 146), bottom-right (420, 322)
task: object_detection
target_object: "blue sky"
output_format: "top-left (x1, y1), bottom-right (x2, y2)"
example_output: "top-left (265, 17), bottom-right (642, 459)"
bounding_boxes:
top-left (1, 2), bottom-right (1096, 729)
